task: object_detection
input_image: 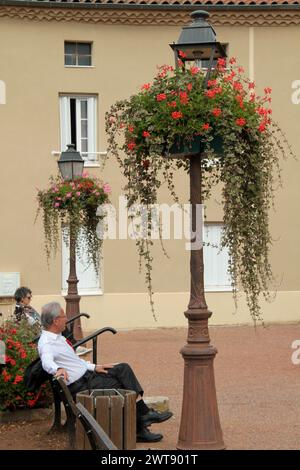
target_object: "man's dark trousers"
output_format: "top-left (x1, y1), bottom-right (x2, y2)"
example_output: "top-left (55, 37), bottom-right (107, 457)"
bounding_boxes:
top-left (68, 362), bottom-right (143, 397)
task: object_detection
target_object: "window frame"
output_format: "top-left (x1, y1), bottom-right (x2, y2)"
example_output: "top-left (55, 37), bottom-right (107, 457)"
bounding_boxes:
top-left (64, 41), bottom-right (93, 68)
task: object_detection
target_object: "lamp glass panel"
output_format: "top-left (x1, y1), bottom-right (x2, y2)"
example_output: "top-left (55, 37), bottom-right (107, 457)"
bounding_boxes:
top-left (59, 161), bottom-right (73, 181)
top-left (175, 44), bottom-right (224, 61)
top-left (73, 161), bottom-right (84, 178)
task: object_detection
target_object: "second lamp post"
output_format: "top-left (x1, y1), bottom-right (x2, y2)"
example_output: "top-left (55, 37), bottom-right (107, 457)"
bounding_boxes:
top-left (58, 143), bottom-right (84, 340)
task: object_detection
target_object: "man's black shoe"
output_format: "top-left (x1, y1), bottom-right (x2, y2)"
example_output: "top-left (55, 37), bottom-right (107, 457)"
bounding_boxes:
top-left (141, 408), bottom-right (173, 427)
top-left (136, 426), bottom-right (163, 443)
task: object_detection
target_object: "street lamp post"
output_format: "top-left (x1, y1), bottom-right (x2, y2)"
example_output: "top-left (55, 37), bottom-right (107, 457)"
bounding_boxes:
top-left (170, 11), bottom-right (226, 450)
top-left (58, 144), bottom-right (84, 340)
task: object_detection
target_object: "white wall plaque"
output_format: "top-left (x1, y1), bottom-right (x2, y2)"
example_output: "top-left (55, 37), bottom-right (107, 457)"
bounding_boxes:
top-left (0, 272), bottom-right (20, 297)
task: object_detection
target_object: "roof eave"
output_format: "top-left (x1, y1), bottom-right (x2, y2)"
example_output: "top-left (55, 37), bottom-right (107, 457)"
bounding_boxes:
top-left (1, 1), bottom-right (300, 12)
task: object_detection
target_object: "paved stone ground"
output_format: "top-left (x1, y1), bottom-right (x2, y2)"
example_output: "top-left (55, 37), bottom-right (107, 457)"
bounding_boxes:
top-left (1, 323), bottom-right (300, 450)
top-left (97, 324), bottom-right (300, 450)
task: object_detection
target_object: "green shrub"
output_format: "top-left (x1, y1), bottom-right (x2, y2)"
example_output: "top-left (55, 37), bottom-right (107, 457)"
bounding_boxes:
top-left (0, 319), bottom-right (51, 411)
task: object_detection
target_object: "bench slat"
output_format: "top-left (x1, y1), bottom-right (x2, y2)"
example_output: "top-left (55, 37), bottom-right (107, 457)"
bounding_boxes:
top-left (124, 391), bottom-right (136, 450)
top-left (96, 396), bottom-right (110, 436)
top-left (110, 395), bottom-right (123, 449)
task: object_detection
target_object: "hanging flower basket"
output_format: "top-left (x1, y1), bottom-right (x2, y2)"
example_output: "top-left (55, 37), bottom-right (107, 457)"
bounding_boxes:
top-left (36, 172), bottom-right (111, 274)
top-left (106, 57), bottom-right (294, 322)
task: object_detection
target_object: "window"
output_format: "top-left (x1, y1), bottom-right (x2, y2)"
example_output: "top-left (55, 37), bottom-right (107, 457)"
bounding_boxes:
top-left (60, 95), bottom-right (97, 164)
top-left (61, 228), bottom-right (101, 295)
top-left (0, 80), bottom-right (6, 105)
top-left (64, 42), bottom-right (92, 67)
top-left (203, 224), bottom-right (232, 291)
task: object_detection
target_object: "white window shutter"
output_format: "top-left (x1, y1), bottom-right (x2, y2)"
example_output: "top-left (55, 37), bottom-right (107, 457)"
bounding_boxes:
top-left (87, 96), bottom-right (97, 162)
top-left (75, 98), bottom-right (82, 155)
top-left (61, 228), bottom-right (101, 295)
top-left (0, 80), bottom-right (6, 105)
top-left (59, 96), bottom-right (71, 151)
top-left (204, 224), bottom-right (232, 291)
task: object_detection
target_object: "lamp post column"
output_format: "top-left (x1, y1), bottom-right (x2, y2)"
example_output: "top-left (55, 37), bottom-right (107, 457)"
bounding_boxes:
top-left (65, 223), bottom-right (83, 340)
top-left (177, 153), bottom-right (224, 450)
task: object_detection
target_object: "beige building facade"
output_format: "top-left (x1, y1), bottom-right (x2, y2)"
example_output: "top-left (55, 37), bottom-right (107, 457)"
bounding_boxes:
top-left (0, 0), bottom-right (299, 329)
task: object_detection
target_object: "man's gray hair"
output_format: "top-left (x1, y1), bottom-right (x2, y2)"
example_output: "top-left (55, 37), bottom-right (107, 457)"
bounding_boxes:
top-left (41, 302), bottom-right (62, 329)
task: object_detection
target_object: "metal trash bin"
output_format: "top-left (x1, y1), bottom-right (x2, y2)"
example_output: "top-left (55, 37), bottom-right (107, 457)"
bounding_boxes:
top-left (76, 389), bottom-right (136, 450)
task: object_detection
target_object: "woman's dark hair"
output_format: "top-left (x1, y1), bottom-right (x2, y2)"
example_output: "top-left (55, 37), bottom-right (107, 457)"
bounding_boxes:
top-left (14, 287), bottom-right (32, 302)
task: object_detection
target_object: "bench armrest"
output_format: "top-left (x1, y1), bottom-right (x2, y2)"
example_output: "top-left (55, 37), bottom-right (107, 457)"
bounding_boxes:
top-left (74, 327), bottom-right (117, 364)
top-left (66, 313), bottom-right (90, 326)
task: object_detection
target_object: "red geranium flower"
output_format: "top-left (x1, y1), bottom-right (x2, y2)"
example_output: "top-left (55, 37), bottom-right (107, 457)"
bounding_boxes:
top-left (13, 375), bottom-right (23, 385)
top-left (258, 123), bottom-right (266, 132)
top-left (156, 93), bottom-right (167, 102)
top-left (178, 50), bottom-right (187, 58)
top-left (127, 142), bottom-right (136, 151)
top-left (20, 350), bottom-right (27, 359)
top-left (212, 108), bottom-right (222, 117)
top-left (171, 111), bottom-right (183, 119)
top-left (236, 118), bottom-right (246, 127)
top-left (190, 66), bottom-right (200, 75)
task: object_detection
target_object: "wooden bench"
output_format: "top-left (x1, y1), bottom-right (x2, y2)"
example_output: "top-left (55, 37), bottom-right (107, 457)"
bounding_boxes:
top-left (24, 313), bottom-right (117, 432)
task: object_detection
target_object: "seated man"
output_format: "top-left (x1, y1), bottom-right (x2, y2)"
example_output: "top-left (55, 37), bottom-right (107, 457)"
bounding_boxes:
top-left (38, 302), bottom-right (172, 443)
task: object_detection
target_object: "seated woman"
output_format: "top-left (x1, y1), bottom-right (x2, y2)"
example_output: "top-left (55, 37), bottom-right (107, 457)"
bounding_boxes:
top-left (14, 287), bottom-right (41, 326)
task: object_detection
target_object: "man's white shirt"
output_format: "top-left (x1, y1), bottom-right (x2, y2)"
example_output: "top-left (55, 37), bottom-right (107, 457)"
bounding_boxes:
top-left (38, 330), bottom-right (95, 385)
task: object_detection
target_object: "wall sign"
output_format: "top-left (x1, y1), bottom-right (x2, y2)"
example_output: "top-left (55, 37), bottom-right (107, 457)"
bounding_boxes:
top-left (0, 272), bottom-right (20, 297)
